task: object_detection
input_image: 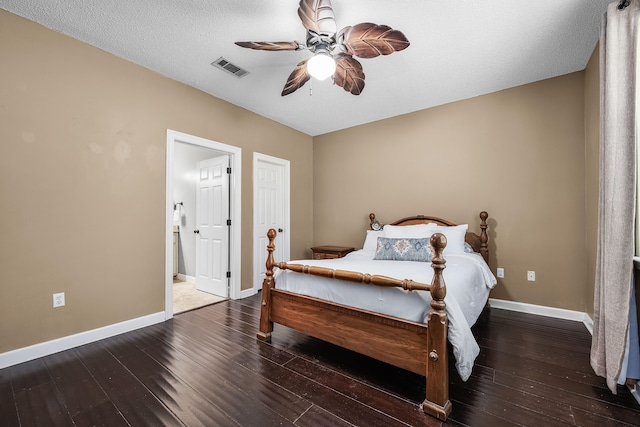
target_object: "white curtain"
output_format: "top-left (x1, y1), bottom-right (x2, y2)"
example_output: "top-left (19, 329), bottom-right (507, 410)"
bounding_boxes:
top-left (591, 0), bottom-right (639, 393)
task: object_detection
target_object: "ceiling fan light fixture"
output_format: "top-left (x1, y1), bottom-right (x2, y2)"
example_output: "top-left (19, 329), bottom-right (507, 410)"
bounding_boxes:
top-left (307, 50), bottom-right (336, 81)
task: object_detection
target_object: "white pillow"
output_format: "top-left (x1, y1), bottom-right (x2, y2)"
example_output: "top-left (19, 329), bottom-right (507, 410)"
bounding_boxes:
top-left (430, 224), bottom-right (468, 254)
top-left (383, 223), bottom-right (437, 239)
top-left (363, 230), bottom-right (384, 252)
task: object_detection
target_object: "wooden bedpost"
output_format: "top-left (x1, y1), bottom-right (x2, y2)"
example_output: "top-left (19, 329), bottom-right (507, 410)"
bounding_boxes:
top-left (257, 228), bottom-right (277, 342)
top-left (479, 211), bottom-right (489, 263)
top-left (423, 232), bottom-right (452, 420)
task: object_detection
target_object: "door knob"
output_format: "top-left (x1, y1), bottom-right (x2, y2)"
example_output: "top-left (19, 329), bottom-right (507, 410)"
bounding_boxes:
top-left (194, 230), bottom-right (200, 234)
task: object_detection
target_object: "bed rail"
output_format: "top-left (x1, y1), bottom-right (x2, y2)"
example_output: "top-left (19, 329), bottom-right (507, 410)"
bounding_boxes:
top-left (271, 262), bottom-right (432, 292)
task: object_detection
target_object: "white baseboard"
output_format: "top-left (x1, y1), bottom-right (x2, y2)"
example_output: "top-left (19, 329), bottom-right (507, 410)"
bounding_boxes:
top-left (583, 314), bottom-right (594, 335)
top-left (176, 273), bottom-right (195, 283)
top-left (629, 382), bottom-right (640, 406)
top-left (0, 311), bottom-right (165, 369)
top-left (238, 286), bottom-right (257, 300)
top-left (489, 298), bottom-right (593, 334)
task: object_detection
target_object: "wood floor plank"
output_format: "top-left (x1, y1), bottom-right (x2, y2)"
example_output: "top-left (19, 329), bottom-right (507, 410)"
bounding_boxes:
top-left (450, 379), bottom-right (570, 427)
top-left (44, 349), bottom-right (111, 418)
top-left (139, 324), bottom-right (311, 421)
top-left (145, 347), bottom-right (300, 426)
top-left (71, 400), bottom-right (130, 427)
top-left (570, 405), bottom-right (638, 427)
top-left (294, 404), bottom-right (356, 427)
top-left (179, 308), bottom-right (298, 366)
top-left (140, 371), bottom-right (240, 427)
top-left (198, 306), bottom-right (259, 337)
top-left (75, 342), bottom-right (185, 426)
top-left (102, 334), bottom-right (240, 427)
top-left (474, 343), bottom-right (599, 389)
top-left (450, 374), bottom-right (575, 425)
top-left (14, 381), bottom-right (74, 427)
top-left (476, 329), bottom-right (592, 360)
top-left (0, 375), bottom-right (20, 427)
top-left (283, 355), bottom-right (441, 427)
top-left (231, 348), bottom-right (412, 427)
top-left (8, 358), bottom-right (52, 393)
top-left (215, 299), bottom-right (262, 321)
top-left (104, 321), bottom-right (176, 353)
top-left (480, 343), bottom-right (592, 375)
top-left (448, 398), bottom-right (520, 426)
top-left (493, 369), bottom-right (640, 425)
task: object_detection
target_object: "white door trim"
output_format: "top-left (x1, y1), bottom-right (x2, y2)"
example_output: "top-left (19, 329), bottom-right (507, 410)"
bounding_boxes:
top-left (166, 130), bottom-right (242, 320)
top-left (253, 152), bottom-right (290, 293)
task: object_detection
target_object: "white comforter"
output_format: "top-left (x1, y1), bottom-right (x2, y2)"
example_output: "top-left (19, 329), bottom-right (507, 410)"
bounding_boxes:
top-left (274, 249), bottom-right (497, 381)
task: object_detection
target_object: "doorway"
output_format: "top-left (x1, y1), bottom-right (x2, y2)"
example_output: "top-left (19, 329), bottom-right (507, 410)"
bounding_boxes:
top-left (165, 130), bottom-right (242, 320)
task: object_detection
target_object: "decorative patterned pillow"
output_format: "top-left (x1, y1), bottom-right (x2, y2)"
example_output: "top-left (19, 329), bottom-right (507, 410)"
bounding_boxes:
top-left (373, 237), bottom-right (434, 262)
top-left (463, 242), bottom-right (475, 253)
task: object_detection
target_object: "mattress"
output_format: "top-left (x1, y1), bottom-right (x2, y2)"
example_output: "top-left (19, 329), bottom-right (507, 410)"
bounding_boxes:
top-left (274, 249), bottom-right (497, 381)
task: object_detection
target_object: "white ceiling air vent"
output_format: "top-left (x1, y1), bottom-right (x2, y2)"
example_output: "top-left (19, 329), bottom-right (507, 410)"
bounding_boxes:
top-left (212, 57), bottom-right (249, 78)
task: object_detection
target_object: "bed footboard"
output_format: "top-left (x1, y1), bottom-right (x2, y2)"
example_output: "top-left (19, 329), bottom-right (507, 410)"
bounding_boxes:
top-left (257, 229), bottom-right (452, 420)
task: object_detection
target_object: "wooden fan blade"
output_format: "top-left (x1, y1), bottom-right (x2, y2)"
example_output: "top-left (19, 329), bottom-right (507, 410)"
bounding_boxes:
top-left (282, 60), bottom-right (311, 96)
top-left (235, 41), bottom-right (300, 51)
top-left (298, 0), bottom-right (337, 35)
top-left (339, 23), bottom-right (410, 58)
top-left (333, 54), bottom-right (365, 95)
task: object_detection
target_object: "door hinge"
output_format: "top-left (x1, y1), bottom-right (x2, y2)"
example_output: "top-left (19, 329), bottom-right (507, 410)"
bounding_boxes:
top-left (226, 271), bottom-right (231, 278)
top-left (227, 167), bottom-right (231, 174)
top-left (227, 219), bottom-right (231, 226)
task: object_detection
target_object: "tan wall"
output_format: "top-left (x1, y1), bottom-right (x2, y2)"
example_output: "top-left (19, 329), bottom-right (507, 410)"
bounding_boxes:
top-left (584, 43), bottom-right (600, 319)
top-left (314, 72), bottom-right (587, 311)
top-left (0, 10), bottom-right (313, 353)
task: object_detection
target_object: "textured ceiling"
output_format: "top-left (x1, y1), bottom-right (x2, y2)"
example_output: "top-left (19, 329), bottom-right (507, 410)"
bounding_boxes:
top-left (1, 0), bottom-right (611, 136)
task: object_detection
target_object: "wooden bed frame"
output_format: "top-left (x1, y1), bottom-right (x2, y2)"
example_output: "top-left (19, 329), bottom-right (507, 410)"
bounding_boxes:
top-left (257, 211), bottom-right (489, 421)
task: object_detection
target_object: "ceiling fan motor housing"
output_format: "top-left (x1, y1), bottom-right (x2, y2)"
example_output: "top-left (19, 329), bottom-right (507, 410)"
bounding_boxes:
top-left (306, 30), bottom-right (337, 54)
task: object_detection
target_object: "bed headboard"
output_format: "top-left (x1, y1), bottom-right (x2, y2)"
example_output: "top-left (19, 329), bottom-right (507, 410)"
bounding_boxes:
top-left (369, 211), bottom-right (489, 263)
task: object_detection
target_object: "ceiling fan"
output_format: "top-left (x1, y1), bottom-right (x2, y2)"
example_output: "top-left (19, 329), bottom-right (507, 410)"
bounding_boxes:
top-left (235, 0), bottom-right (410, 96)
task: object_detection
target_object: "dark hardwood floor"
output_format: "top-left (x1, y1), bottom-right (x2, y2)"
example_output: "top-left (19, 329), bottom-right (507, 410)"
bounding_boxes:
top-left (1, 293), bottom-right (639, 426)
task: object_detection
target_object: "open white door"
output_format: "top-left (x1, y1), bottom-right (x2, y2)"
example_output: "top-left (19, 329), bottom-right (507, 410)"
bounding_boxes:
top-left (195, 155), bottom-right (230, 297)
top-left (253, 153), bottom-right (290, 291)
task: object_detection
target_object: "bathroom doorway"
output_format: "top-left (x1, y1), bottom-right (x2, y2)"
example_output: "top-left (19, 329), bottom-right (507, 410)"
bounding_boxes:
top-left (165, 130), bottom-right (242, 319)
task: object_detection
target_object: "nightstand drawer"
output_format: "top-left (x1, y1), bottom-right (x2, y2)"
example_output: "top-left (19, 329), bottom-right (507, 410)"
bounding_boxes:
top-left (311, 245), bottom-right (355, 259)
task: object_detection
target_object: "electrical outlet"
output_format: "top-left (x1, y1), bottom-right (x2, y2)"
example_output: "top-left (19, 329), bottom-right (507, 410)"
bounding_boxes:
top-left (496, 268), bottom-right (504, 278)
top-left (53, 292), bottom-right (65, 308)
top-left (527, 271), bottom-right (536, 282)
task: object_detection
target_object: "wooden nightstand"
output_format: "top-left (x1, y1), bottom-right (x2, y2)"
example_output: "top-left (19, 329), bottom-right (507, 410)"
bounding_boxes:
top-left (311, 245), bottom-right (355, 260)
